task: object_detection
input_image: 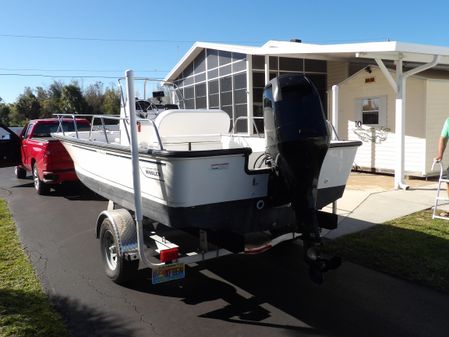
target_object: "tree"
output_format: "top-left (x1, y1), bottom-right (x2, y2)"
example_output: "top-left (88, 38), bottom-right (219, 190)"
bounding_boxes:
top-left (84, 81), bottom-right (104, 114)
top-left (0, 97), bottom-right (12, 125)
top-left (13, 88), bottom-right (41, 125)
top-left (6, 80), bottom-right (120, 120)
top-left (33, 81), bottom-right (65, 119)
top-left (46, 81), bottom-right (64, 115)
top-left (35, 86), bottom-right (52, 118)
top-left (102, 87), bottom-right (121, 115)
top-left (60, 82), bottom-right (86, 113)
top-left (48, 81), bottom-right (63, 100)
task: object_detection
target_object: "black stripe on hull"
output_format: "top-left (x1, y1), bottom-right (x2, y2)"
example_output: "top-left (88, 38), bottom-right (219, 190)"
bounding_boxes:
top-left (78, 172), bottom-right (345, 233)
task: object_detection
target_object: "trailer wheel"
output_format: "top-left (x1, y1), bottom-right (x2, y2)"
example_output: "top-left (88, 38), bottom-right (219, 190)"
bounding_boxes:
top-left (99, 218), bottom-right (138, 284)
top-left (33, 164), bottom-right (50, 195)
top-left (15, 165), bottom-right (27, 179)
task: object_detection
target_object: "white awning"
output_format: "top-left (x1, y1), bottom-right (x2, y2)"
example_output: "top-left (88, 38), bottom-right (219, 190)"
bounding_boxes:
top-left (166, 40), bottom-right (449, 81)
top-left (259, 40), bottom-right (449, 64)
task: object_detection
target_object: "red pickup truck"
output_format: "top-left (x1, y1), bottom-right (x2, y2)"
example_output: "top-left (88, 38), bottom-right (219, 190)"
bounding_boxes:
top-left (0, 118), bottom-right (90, 194)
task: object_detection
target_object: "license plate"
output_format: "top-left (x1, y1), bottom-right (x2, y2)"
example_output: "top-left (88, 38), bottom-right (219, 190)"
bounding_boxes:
top-left (152, 263), bottom-right (185, 285)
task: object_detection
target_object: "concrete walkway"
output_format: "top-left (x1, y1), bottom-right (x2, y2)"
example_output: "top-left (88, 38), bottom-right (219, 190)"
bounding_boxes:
top-left (324, 173), bottom-right (445, 239)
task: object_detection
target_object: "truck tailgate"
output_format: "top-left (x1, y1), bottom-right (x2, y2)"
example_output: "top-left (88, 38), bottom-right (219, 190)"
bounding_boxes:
top-left (43, 140), bottom-right (74, 168)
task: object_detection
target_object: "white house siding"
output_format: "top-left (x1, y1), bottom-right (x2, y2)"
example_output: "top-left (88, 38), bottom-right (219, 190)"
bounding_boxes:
top-left (406, 77), bottom-right (427, 139)
top-left (341, 67), bottom-right (428, 175)
top-left (425, 79), bottom-right (449, 174)
top-left (347, 124), bottom-right (425, 174)
top-left (405, 135), bottom-right (427, 175)
top-left (404, 77), bottom-right (427, 175)
top-left (338, 67), bottom-right (396, 139)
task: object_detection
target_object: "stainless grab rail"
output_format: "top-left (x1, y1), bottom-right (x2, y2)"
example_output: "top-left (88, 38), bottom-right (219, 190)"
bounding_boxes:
top-left (54, 113), bottom-right (165, 150)
top-left (233, 116), bottom-right (264, 137)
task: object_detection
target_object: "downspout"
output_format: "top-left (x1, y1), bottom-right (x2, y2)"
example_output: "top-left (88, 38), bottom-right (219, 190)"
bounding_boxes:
top-left (375, 55), bottom-right (440, 190)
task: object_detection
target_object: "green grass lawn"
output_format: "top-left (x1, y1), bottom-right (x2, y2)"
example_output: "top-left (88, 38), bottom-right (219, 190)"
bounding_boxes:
top-left (327, 209), bottom-right (449, 294)
top-left (0, 199), bottom-right (68, 337)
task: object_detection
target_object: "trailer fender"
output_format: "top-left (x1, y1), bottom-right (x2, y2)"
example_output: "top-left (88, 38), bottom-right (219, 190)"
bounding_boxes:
top-left (96, 209), bottom-right (138, 257)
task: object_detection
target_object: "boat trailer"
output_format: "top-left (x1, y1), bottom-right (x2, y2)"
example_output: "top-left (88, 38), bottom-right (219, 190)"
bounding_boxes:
top-left (93, 70), bottom-right (342, 286)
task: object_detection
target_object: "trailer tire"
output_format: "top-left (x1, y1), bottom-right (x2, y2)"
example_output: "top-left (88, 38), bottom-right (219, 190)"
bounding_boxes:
top-left (33, 164), bottom-right (50, 195)
top-left (99, 217), bottom-right (138, 284)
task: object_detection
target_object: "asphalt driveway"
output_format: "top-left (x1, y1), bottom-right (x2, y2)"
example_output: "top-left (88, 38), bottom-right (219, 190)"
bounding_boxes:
top-left (1, 167), bottom-right (448, 337)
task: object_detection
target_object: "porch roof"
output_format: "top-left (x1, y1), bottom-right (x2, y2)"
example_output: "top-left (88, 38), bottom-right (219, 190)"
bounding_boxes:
top-left (165, 40), bottom-right (449, 81)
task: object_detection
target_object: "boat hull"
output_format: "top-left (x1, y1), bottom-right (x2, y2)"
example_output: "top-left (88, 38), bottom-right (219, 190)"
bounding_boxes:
top-left (57, 136), bottom-right (360, 233)
top-left (79, 171), bottom-right (295, 232)
top-left (62, 139), bottom-right (291, 232)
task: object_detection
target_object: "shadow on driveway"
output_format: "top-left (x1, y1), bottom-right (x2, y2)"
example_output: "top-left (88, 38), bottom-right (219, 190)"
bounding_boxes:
top-left (1, 288), bottom-right (137, 337)
top-left (10, 179), bottom-right (106, 201)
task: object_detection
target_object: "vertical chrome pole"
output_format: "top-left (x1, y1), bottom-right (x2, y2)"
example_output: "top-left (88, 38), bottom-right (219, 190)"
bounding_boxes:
top-left (246, 54), bottom-right (253, 135)
top-left (125, 70), bottom-right (145, 263)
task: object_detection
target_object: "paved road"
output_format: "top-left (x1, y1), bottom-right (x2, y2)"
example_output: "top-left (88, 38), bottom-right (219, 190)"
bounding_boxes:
top-left (1, 167), bottom-right (449, 337)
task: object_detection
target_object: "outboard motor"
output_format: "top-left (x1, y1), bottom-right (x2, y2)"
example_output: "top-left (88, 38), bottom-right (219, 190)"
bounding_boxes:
top-left (263, 74), bottom-right (339, 283)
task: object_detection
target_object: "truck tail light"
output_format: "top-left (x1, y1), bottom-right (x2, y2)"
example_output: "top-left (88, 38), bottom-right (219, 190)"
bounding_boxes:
top-left (159, 247), bottom-right (179, 263)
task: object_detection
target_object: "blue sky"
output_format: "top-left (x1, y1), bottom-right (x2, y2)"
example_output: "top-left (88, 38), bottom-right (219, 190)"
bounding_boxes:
top-left (1, 0), bottom-right (449, 103)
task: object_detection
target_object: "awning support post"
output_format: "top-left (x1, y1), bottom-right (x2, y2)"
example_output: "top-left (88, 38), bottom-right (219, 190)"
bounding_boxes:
top-left (331, 85), bottom-right (339, 140)
top-left (375, 55), bottom-right (440, 190)
top-left (395, 59), bottom-right (408, 190)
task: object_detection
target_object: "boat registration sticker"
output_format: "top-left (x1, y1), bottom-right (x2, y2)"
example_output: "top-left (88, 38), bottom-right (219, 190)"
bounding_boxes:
top-left (152, 263), bottom-right (185, 284)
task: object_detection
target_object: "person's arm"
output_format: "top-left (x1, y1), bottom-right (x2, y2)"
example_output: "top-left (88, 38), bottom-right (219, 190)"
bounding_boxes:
top-left (436, 136), bottom-right (448, 161)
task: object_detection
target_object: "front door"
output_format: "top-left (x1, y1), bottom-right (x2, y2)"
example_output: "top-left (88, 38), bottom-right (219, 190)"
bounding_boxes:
top-left (0, 124), bottom-right (21, 168)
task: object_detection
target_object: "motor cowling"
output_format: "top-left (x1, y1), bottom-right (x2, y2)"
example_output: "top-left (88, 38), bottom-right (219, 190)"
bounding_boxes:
top-left (263, 74), bottom-right (329, 238)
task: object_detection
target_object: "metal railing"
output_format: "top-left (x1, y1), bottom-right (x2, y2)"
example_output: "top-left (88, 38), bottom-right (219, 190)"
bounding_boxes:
top-left (54, 113), bottom-right (165, 150)
top-left (233, 116), bottom-right (264, 137)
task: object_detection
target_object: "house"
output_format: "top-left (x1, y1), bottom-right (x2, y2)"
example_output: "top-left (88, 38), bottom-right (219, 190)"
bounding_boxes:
top-left (338, 66), bottom-right (449, 177)
top-left (165, 40), bottom-right (449, 188)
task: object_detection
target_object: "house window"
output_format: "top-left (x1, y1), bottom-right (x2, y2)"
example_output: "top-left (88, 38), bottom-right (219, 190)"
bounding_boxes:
top-left (356, 96), bottom-right (387, 126)
top-left (362, 98), bottom-right (380, 124)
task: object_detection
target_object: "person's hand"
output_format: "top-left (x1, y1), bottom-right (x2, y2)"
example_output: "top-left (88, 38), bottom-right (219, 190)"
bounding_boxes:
top-left (435, 155), bottom-right (443, 162)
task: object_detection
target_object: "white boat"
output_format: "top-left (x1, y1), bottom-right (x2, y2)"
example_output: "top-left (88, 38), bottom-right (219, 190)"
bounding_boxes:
top-left (53, 71), bottom-right (361, 283)
top-left (53, 75), bottom-right (360, 233)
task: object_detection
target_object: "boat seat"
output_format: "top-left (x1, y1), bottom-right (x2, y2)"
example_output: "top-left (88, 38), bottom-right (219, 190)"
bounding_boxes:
top-left (138, 109), bottom-right (230, 150)
top-left (155, 109), bottom-right (230, 137)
